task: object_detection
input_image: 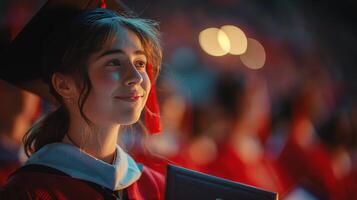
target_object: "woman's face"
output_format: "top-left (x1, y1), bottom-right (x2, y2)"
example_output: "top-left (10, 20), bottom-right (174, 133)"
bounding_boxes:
top-left (81, 26), bottom-right (151, 126)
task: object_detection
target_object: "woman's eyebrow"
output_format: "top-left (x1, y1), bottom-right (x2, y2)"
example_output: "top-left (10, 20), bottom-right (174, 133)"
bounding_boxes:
top-left (99, 49), bottom-right (146, 58)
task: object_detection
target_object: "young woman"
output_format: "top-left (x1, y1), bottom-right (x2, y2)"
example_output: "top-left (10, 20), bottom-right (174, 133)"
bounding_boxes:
top-left (0, 6), bottom-right (164, 200)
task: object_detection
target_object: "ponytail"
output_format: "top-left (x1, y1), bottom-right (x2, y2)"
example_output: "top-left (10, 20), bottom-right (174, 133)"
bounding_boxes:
top-left (23, 105), bottom-right (69, 156)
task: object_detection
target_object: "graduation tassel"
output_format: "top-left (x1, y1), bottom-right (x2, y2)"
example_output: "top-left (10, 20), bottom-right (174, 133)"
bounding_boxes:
top-left (145, 63), bottom-right (161, 134)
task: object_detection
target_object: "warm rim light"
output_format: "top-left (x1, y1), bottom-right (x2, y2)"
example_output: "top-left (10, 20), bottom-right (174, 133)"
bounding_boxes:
top-left (240, 38), bottom-right (266, 70)
top-left (199, 28), bottom-right (230, 56)
top-left (220, 25), bottom-right (248, 55)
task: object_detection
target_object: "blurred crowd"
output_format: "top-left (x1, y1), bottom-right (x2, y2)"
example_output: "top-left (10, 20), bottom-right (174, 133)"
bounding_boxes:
top-left (130, 67), bottom-right (357, 199)
top-left (1, 0), bottom-right (356, 199)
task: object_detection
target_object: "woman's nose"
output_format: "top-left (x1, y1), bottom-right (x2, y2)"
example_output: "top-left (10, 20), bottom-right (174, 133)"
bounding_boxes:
top-left (123, 64), bottom-right (143, 86)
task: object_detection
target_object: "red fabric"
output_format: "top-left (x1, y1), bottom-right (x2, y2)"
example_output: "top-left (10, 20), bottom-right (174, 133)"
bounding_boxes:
top-left (0, 165), bottom-right (165, 200)
top-left (307, 145), bottom-right (349, 200)
top-left (133, 153), bottom-right (163, 173)
top-left (278, 120), bottom-right (351, 200)
top-left (145, 63), bottom-right (161, 134)
top-left (164, 142), bottom-right (211, 173)
top-left (100, 0), bottom-right (107, 8)
top-left (205, 143), bottom-right (288, 196)
top-left (0, 162), bottom-right (19, 187)
top-left (346, 167), bottom-right (357, 200)
top-left (131, 150), bottom-right (171, 175)
top-left (130, 141), bottom-right (211, 175)
top-left (128, 166), bottom-right (165, 200)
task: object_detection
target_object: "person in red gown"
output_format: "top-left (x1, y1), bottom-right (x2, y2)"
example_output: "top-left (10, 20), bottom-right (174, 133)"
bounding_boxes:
top-left (278, 81), bottom-right (356, 199)
top-left (0, 80), bottom-right (41, 187)
top-left (0, 1), bottom-right (164, 199)
top-left (204, 74), bottom-right (289, 195)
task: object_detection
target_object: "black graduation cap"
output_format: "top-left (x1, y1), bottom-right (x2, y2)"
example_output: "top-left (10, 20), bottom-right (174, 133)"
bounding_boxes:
top-left (0, 0), bottom-right (133, 103)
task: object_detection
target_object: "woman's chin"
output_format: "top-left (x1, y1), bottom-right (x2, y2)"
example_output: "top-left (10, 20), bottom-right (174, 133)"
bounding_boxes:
top-left (116, 115), bottom-right (141, 125)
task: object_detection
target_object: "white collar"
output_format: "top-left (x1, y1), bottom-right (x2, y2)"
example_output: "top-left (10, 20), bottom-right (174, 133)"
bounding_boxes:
top-left (25, 143), bottom-right (142, 191)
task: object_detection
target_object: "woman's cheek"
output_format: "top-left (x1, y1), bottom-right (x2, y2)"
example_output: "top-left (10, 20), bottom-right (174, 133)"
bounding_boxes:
top-left (92, 71), bottom-right (121, 91)
top-left (108, 71), bottom-right (121, 83)
top-left (102, 70), bottom-right (121, 83)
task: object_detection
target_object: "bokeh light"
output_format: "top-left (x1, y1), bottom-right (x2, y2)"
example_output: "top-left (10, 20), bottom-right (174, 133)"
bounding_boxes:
top-left (217, 29), bottom-right (231, 53)
top-left (199, 28), bottom-right (230, 56)
top-left (220, 25), bottom-right (248, 55)
top-left (240, 38), bottom-right (266, 70)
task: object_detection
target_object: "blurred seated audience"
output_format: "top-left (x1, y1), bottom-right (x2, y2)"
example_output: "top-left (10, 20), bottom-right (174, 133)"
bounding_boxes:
top-left (0, 80), bottom-right (41, 186)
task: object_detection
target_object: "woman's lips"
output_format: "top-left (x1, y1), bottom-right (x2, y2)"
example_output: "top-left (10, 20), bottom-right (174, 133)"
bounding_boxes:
top-left (114, 95), bottom-right (143, 102)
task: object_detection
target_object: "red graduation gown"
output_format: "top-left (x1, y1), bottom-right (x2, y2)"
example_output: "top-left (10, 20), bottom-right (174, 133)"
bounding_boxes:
top-left (0, 164), bottom-right (165, 200)
top-left (205, 143), bottom-right (287, 196)
top-left (279, 130), bottom-right (351, 199)
top-left (0, 162), bottom-right (19, 187)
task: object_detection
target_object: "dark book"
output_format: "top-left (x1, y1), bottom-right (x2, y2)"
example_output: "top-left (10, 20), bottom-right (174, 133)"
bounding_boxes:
top-left (165, 165), bottom-right (278, 200)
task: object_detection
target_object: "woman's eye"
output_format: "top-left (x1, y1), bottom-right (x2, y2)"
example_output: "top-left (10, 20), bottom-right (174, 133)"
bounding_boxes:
top-left (135, 60), bottom-right (147, 69)
top-left (106, 59), bottom-right (121, 67)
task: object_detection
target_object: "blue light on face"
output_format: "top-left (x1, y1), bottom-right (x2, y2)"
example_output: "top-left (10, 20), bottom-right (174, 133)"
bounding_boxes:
top-left (111, 72), bottom-right (121, 81)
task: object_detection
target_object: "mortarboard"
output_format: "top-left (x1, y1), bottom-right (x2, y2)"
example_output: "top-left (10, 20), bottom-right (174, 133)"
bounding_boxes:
top-left (0, 0), bottom-right (132, 102)
top-left (0, 0), bottom-right (161, 134)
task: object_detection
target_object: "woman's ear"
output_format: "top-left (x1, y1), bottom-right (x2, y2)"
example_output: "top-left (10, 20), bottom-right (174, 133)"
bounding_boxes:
top-left (51, 73), bottom-right (77, 99)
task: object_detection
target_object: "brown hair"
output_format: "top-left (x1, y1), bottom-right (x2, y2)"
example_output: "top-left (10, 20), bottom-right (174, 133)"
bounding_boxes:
top-left (23, 8), bottom-right (162, 156)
